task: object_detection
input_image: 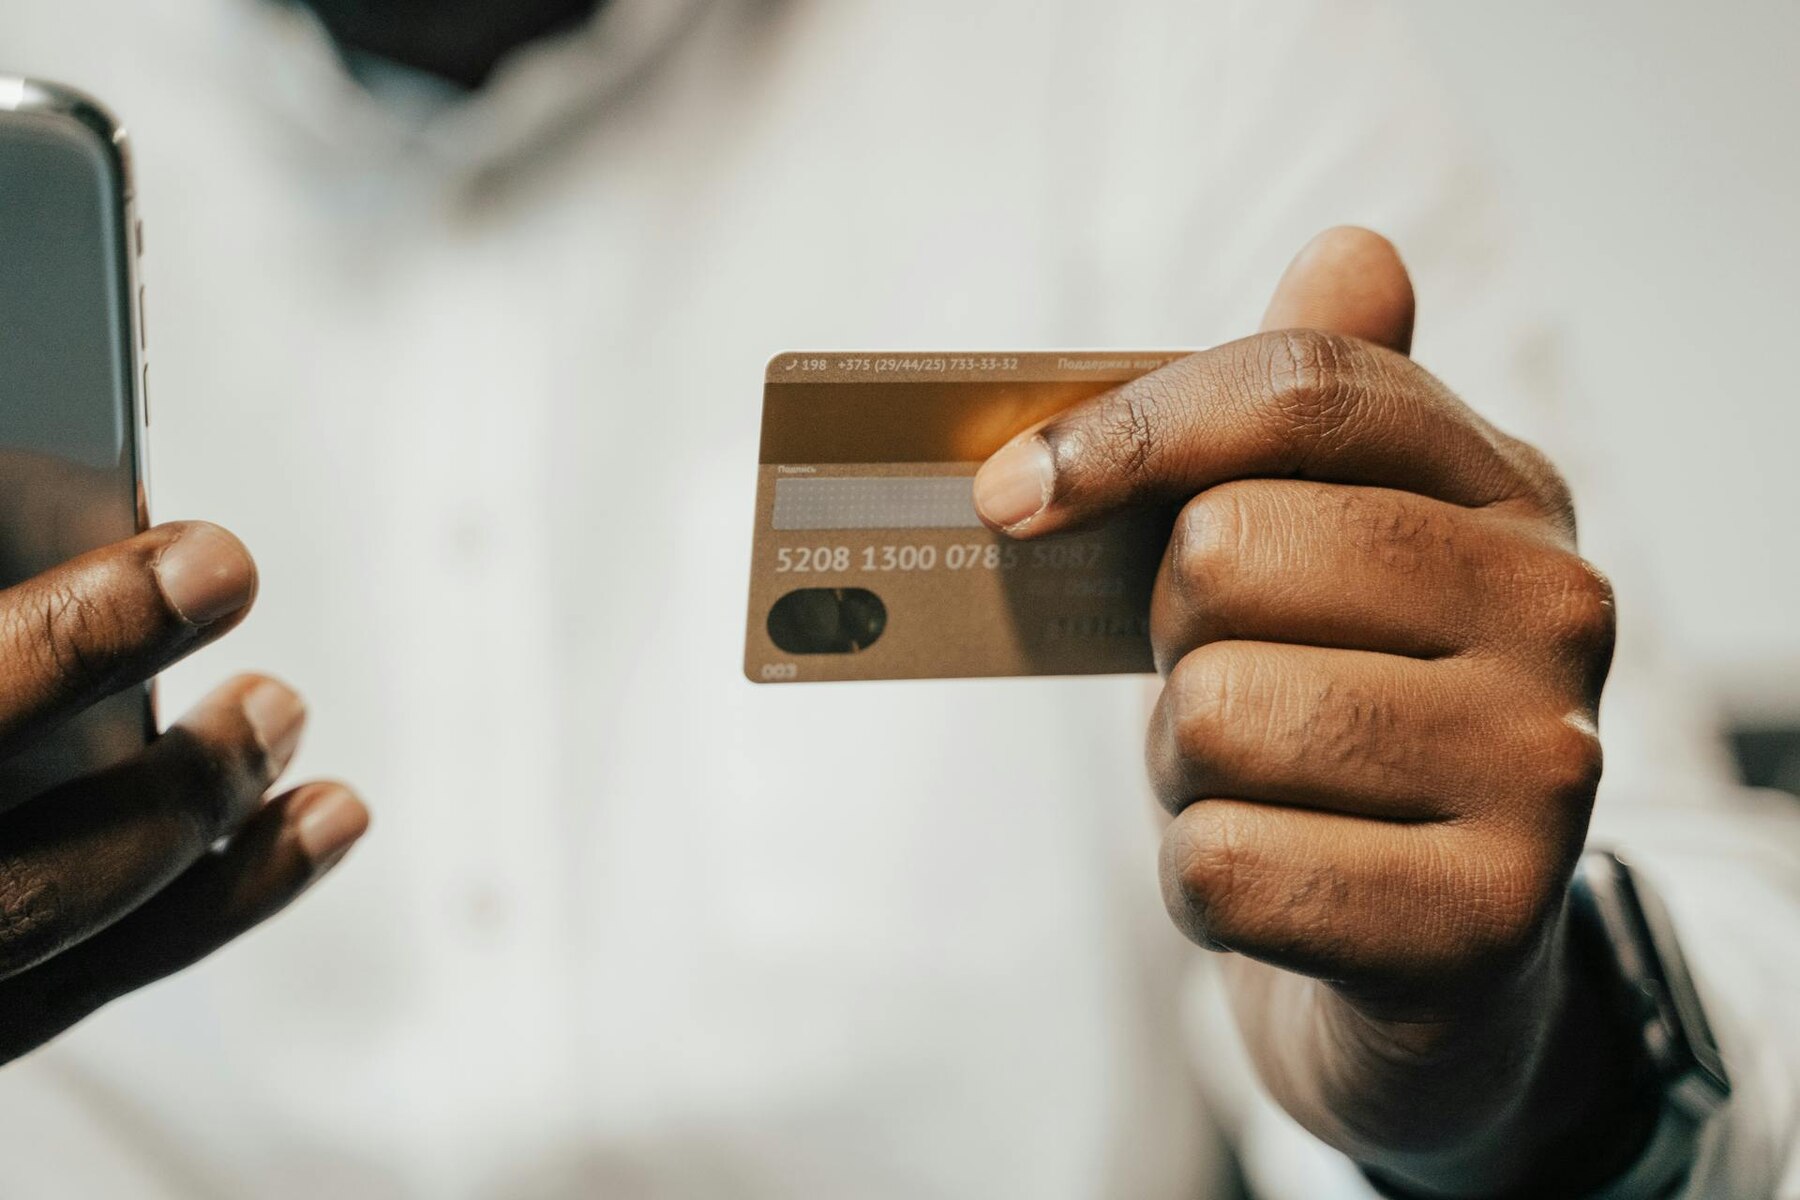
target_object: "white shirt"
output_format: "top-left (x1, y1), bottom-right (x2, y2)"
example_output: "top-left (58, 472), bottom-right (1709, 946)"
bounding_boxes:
top-left (1, 1), bottom-right (1796, 1197)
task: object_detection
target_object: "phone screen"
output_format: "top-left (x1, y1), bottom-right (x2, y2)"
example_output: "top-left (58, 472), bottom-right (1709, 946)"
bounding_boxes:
top-left (0, 98), bottom-right (150, 800)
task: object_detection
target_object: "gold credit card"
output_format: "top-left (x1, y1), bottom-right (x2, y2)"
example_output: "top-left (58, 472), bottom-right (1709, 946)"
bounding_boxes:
top-left (744, 352), bottom-right (1187, 683)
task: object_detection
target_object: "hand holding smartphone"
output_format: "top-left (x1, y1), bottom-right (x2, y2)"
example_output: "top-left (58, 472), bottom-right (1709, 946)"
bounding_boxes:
top-left (0, 79), bottom-right (366, 1060)
top-left (0, 76), bottom-right (153, 796)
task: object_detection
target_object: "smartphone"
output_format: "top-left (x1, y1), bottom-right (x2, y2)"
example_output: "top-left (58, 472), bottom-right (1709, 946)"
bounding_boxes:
top-left (0, 78), bottom-right (153, 801)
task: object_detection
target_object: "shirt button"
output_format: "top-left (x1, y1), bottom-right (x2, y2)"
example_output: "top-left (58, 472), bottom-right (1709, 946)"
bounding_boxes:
top-left (460, 882), bottom-right (510, 938)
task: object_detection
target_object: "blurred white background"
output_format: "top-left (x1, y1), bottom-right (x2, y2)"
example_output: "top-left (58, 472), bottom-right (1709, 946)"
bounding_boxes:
top-left (1397, 0), bottom-right (1800, 727)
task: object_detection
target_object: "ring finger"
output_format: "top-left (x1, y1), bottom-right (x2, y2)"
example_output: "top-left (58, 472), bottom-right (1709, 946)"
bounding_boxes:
top-left (1147, 641), bottom-right (1573, 825)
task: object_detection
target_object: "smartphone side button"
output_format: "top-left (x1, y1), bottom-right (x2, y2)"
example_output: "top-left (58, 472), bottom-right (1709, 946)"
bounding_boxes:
top-left (141, 363), bottom-right (151, 426)
top-left (138, 285), bottom-right (148, 352)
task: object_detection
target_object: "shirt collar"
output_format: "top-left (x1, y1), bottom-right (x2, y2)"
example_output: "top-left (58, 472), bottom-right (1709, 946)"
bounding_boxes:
top-left (235, 0), bottom-right (716, 175)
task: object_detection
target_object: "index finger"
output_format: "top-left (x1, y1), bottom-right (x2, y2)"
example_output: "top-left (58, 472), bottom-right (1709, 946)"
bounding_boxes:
top-left (0, 522), bottom-right (257, 759)
top-left (970, 331), bottom-right (1550, 539)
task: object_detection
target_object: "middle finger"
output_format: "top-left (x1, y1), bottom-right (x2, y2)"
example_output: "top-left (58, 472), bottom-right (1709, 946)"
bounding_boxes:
top-left (0, 674), bottom-right (304, 981)
top-left (1150, 479), bottom-right (1552, 673)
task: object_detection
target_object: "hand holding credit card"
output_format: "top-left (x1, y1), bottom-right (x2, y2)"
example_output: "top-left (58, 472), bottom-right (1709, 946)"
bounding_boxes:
top-left (746, 227), bottom-right (1629, 1191)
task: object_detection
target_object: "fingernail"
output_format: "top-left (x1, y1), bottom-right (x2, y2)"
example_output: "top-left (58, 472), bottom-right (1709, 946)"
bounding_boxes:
top-left (294, 785), bottom-right (369, 870)
top-left (243, 679), bottom-right (305, 778)
top-left (973, 437), bottom-right (1055, 529)
top-left (155, 523), bottom-right (256, 625)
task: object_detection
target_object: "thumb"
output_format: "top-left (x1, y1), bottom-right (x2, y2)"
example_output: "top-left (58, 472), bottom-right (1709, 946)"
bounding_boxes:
top-left (1260, 226), bottom-right (1416, 355)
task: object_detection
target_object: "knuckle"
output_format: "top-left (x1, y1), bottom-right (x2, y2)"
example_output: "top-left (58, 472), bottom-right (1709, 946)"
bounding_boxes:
top-left (1540, 554), bottom-right (1617, 659)
top-left (1167, 648), bottom-right (1252, 775)
top-left (0, 555), bottom-right (157, 697)
top-left (16, 586), bottom-right (100, 690)
top-left (1050, 374), bottom-right (1179, 492)
top-left (146, 729), bottom-right (242, 844)
top-left (1169, 489), bottom-right (1248, 607)
top-left (1260, 328), bottom-right (1362, 444)
top-left (1160, 807), bottom-right (1248, 949)
top-left (184, 759), bottom-right (245, 843)
top-left (32, 584), bottom-right (110, 684)
top-left (1458, 845), bottom-right (1561, 965)
top-left (1108, 381), bottom-right (1161, 477)
top-left (1530, 717), bottom-right (1606, 812)
top-left (0, 855), bottom-right (64, 978)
